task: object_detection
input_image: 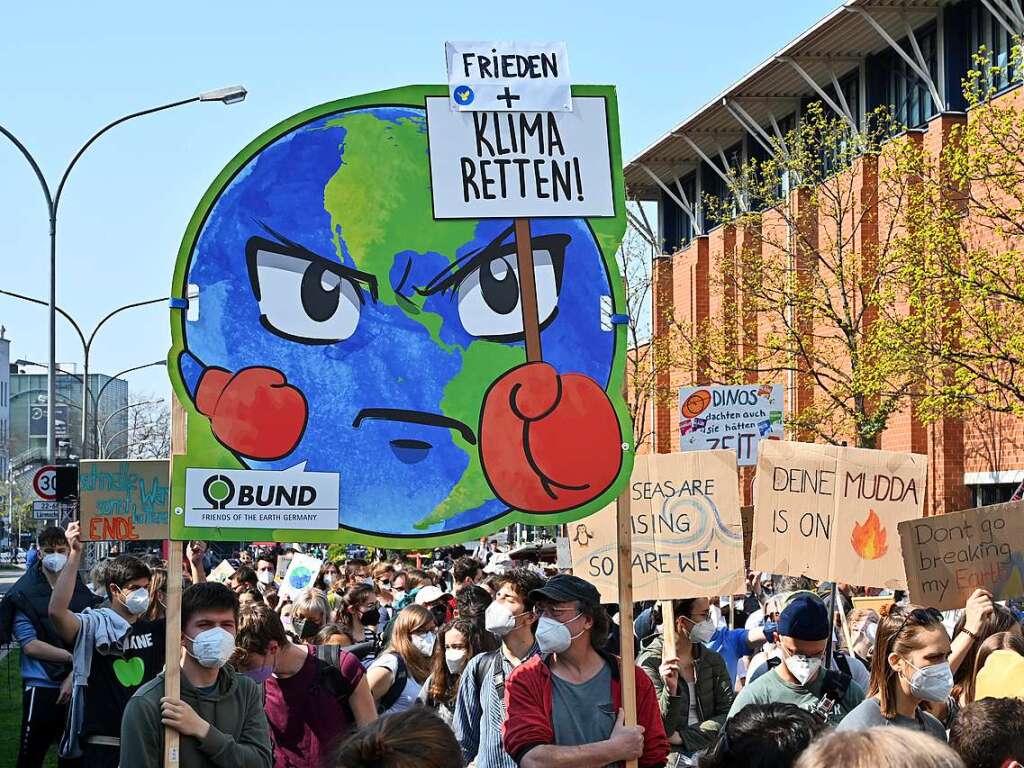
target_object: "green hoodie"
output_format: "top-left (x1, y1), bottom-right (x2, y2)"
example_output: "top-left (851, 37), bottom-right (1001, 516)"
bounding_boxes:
top-left (636, 633), bottom-right (735, 753)
top-left (120, 665), bottom-right (273, 768)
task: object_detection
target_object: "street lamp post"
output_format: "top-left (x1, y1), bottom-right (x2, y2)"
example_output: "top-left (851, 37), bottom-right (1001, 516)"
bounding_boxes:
top-left (0, 85), bottom-right (247, 464)
top-left (90, 361), bottom-right (167, 454)
top-left (98, 399), bottom-right (164, 459)
top-left (0, 289), bottom-right (167, 457)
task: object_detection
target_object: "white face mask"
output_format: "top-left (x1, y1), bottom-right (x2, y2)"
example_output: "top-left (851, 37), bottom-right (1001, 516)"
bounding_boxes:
top-left (120, 587), bottom-right (151, 616)
top-left (412, 631), bottom-right (436, 657)
top-left (42, 553), bottom-right (68, 573)
top-left (445, 648), bottom-right (467, 674)
top-left (392, 589), bottom-right (406, 603)
top-left (257, 570), bottom-right (275, 585)
top-left (323, 574), bottom-right (337, 586)
top-left (783, 648), bottom-right (823, 686)
top-left (485, 601), bottom-right (519, 637)
top-left (684, 617), bottom-right (716, 644)
top-left (535, 614), bottom-right (584, 655)
top-left (904, 659), bottom-right (954, 702)
top-left (187, 627), bottom-right (237, 669)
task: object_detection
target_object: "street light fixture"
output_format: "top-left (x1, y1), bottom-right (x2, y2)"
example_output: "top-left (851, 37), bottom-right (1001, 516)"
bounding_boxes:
top-left (0, 85), bottom-right (247, 464)
top-left (98, 399), bottom-right (164, 459)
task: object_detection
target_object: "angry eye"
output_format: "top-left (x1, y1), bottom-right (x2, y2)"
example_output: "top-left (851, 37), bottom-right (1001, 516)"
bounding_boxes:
top-left (246, 235), bottom-right (376, 344)
top-left (456, 243), bottom-right (563, 339)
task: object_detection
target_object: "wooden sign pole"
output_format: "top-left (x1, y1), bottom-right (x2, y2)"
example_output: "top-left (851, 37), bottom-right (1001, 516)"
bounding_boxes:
top-left (513, 218), bottom-right (543, 362)
top-left (164, 399), bottom-right (186, 767)
top-left (660, 600), bottom-right (676, 658)
top-left (616, 490), bottom-right (638, 768)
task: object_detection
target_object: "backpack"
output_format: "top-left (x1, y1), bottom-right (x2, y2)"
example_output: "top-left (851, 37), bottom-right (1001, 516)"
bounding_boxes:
top-left (312, 645), bottom-right (357, 722)
top-left (471, 650), bottom-right (505, 701)
top-left (374, 651), bottom-right (409, 714)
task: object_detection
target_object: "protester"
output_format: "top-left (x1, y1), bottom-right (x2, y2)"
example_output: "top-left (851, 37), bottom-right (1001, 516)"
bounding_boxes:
top-left (452, 556), bottom-right (484, 594)
top-left (338, 583), bottom-right (380, 645)
top-left (119, 583), bottom-right (272, 767)
top-left (949, 697), bottom-right (1024, 768)
top-left (367, 604), bottom-right (437, 714)
top-left (49, 521), bottom-right (164, 767)
top-left (416, 585), bottom-right (453, 629)
top-left (637, 596), bottom-right (735, 756)
top-left (419, 617), bottom-right (490, 724)
top-left (455, 583), bottom-right (493, 624)
top-left (964, 631), bottom-right (1024, 704)
top-left (502, 574), bottom-right (669, 767)
top-left (794, 728), bottom-right (964, 768)
top-left (1, 526), bottom-right (100, 768)
top-left (238, 588), bottom-right (262, 609)
top-left (727, 594), bottom-right (864, 725)
top-left (315, 622), bottom-right (356, 646)
top-left (454, 567), bottom-right (542, 768)
top-left (229, 566), bottom-right (259, 595)
top-left (373, 562), bottom-right (399, 626)
top-left (290, 591), bottom-right (331, 642)
top-left (255, 555), bottom-right (277, 594)
top-left (345, 558), bottom-right (371, 587)
top-left (233, 602), bottom-right (375, 767)
top-left (700, 702), bottom-right (826, 768)
top-left (143, 566), bottom-right (167, 622)
top-left (846, 607), bottom-right (880, 667)
top-left (950, 589), bottom-right (1020, 702)
top-left (333, 707), bottom-right (462, 768)
top-left (390, 569), bottom-right (410, 607)
top-left (837, 605), bottom-right (949, 739)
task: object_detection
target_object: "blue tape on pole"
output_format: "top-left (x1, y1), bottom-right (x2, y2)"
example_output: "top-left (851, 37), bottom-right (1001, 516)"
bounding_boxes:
top-left (169, 297), bottom-right (189, 309)
top-left (610, 313), bottom-right (629, 325)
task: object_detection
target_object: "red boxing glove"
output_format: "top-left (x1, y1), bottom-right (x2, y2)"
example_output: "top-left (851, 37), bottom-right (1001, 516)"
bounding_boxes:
top-left (480, 362), bottom-right (622, 513)
top-left (194, 366), bottom-right (307, 460)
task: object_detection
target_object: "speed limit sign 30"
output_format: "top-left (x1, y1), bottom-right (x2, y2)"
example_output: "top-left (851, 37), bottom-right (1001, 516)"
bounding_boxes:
top-left (33, 465), bottom-right (58, 501)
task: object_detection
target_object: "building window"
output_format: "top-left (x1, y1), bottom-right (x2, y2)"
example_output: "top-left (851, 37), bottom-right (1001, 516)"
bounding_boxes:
top-left (660, 173), bottom-right (696, 253)
top-left (867, 22), bottom-right (938, 128)
top-left (972, 482), bottom-right (1021, 507)
top-left (970, 3), bottom-right (1017, 94)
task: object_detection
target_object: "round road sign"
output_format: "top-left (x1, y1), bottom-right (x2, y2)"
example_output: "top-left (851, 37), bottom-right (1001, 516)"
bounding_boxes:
top-left (33, 465), bottom-right (58, 501)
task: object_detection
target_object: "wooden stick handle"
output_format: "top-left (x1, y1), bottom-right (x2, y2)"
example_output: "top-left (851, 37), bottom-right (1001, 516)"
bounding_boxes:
top-left (661, 600), bottom-right (676, 658)
top-left (164, 539), bottom-right (183, 767)
top-left (514, 218), bottom-right (543, 363)
top-left (615, 490), bottom-right (638, 768)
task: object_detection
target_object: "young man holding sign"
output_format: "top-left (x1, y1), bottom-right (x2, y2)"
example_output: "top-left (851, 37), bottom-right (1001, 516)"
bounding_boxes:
top-left (502, 575), bottom-right (669, 767)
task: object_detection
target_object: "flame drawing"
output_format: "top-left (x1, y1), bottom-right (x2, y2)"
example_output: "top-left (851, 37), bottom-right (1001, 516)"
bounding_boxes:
top-left (851, 509), bottom-right (888, 560)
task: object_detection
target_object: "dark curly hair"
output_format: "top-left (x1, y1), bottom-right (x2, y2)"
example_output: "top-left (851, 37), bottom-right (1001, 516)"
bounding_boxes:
top-left (700, 703), bottom-right (826, 768)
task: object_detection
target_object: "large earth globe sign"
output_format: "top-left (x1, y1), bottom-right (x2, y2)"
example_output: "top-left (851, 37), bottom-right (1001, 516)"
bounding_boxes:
top-left (172, 90), bottom-right (626, 539)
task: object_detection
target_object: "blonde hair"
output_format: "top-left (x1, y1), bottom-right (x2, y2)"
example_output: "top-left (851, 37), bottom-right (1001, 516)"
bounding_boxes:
top-left (292, 591), bottom-right (330, 624)
top-left (386, 604), bottom-right (435, 683)
top-left (967, 631), bottom-right (1024, 704)
top-left (795, 728), bottom-right (964, 768)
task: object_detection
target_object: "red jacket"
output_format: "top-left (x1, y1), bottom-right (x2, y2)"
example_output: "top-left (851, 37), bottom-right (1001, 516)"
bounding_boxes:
top-left (502, 650), bottom-right (669, 767)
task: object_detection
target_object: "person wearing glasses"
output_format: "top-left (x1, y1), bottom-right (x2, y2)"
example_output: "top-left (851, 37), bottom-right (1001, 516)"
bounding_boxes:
top-left (836, 605), bottom-right (950, 740)
top-left (502, 574), bottom-right (669, 768)
top-left (727, 594), bottom-right (864, 726)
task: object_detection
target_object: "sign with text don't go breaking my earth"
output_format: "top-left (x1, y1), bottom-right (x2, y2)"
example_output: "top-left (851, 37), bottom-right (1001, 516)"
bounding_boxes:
top-left (569, 451), bottom-right (746, 601)
top-left (751, 441), bottom-right (927, 589)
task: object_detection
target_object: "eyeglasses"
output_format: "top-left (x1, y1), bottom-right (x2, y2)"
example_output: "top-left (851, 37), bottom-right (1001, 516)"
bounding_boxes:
top-left (888, 607), bottom-right (943, 649)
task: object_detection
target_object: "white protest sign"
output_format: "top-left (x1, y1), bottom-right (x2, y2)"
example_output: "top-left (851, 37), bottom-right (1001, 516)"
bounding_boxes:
top-left (426, 95), bottom-right (615, 219)
top-left (679, 384), bottom-right (784, 467)
top-left (183, 468), bottom-right (339, 530)
top-left (208, 560), bottom-right (236, 585)
top-left (445, 41), bottom-right (571, 112)
top-left (279, 553), bottom-right (323, 601)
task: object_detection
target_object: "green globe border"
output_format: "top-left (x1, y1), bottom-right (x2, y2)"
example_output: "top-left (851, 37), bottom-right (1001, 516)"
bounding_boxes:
top-left (167, 83), bottom-right (634, 548)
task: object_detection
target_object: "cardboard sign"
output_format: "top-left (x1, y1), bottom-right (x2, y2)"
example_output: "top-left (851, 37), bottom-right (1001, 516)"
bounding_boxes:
top-left (207, 560), bottom-right (236, 585)
top-left (445, 41), bottom-right (571, 112)
top-left (168, 84), bottom-right (630, 548)
top-left (569, 451), bottom-right (745, 601)
top-left (899, 500), bottom-right (1024, 611)
top-left (751, 442), bottom-right (926, 589)
top-left (279, 553), bottom-right (323, 601)
top-left (426, 95), bottom-right (615, 219)
top-left (275, 555), bottom-right (291, 582)
top-left (678, 384), bottom-right (784, 466)
top-left (80, 460), bottom-right (170, 541)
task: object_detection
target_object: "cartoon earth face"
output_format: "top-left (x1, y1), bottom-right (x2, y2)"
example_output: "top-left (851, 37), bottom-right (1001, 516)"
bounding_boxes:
top-left (173, 93), bottom-right (628, 540)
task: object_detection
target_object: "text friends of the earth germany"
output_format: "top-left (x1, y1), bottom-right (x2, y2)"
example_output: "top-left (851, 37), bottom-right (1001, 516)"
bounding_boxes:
top-left (445, 41), bottom-right (571, 112)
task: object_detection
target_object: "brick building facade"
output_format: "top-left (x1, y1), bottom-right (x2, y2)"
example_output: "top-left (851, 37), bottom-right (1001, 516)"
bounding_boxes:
top-left (626, 0), bottom-right (1024, 514)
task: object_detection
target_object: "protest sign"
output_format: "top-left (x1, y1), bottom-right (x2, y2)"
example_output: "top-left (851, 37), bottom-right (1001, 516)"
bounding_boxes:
top-left (426, 95), bottom-right (614, 219)
top-left (275, 555), bottom-right (291, 582)
top-left (899, 500), bottom-right (1024, 611)
top-left (168, 83), bottom-right (631, 548)
top-left (751, 441), bottom-right (926, 588)
top-left (207, 560), bottom-right (236, 585)
top-left (79, 460), bottom-right (170, 541)
top-left (678, 384), bottom-right (783, 466)
top-left (445, 41), bottom-right (571, 112)
top-left (569, 451), bottom-right (745, 601)
top-left (278, 553), bottom-right (323, 601)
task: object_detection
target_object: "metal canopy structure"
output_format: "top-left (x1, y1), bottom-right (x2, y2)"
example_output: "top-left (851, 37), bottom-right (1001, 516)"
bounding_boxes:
top-left (625, 0), bottom-right (954, 201)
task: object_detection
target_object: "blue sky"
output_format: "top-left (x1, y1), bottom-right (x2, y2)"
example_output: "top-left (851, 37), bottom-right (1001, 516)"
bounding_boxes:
top-left (0, 0), bottom-right (836, 401)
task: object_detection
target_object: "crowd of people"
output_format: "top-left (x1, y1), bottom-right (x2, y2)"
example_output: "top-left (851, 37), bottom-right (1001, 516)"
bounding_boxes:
top-left (2, 525), bottom-right (1024, 767)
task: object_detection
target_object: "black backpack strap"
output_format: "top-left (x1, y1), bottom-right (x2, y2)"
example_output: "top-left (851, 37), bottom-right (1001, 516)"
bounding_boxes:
top-left (821, 668), bottom-right (852, 703)
top-left (310, 646), bottom-right (356, 722)
top-left (378, 652), bottom-right (408, 714)
top-left (832, 651), bottom-right (851, 678)
top-left (316, 643), bottom-right (341, 668)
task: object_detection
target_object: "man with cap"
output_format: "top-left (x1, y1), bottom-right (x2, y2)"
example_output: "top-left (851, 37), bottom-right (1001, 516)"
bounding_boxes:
top-left (726, 593), bottom-right (864, 726)
top-left (502, 574), bottom-right (669, 768)
top-left (415, 584), bottom-right (453, 629)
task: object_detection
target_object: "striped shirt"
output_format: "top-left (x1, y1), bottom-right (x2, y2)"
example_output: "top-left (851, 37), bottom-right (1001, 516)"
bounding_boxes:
top-left (453, 642), bottom-right (539, 768)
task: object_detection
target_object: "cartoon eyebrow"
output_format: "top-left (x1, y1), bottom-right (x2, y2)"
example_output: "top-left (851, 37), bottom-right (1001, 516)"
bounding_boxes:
top-left (416, 225), bottom-right (570, 298)
top-left (251, 221), bottom-right (379, 302)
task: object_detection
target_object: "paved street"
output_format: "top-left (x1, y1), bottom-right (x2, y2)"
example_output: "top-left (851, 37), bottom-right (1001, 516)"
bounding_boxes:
top-left (0, 565), bottom-right (25, 598)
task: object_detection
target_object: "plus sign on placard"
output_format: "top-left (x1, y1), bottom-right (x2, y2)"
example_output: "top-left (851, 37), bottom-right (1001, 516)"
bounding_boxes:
top-left (445, 41), bottom-right (571, 112)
